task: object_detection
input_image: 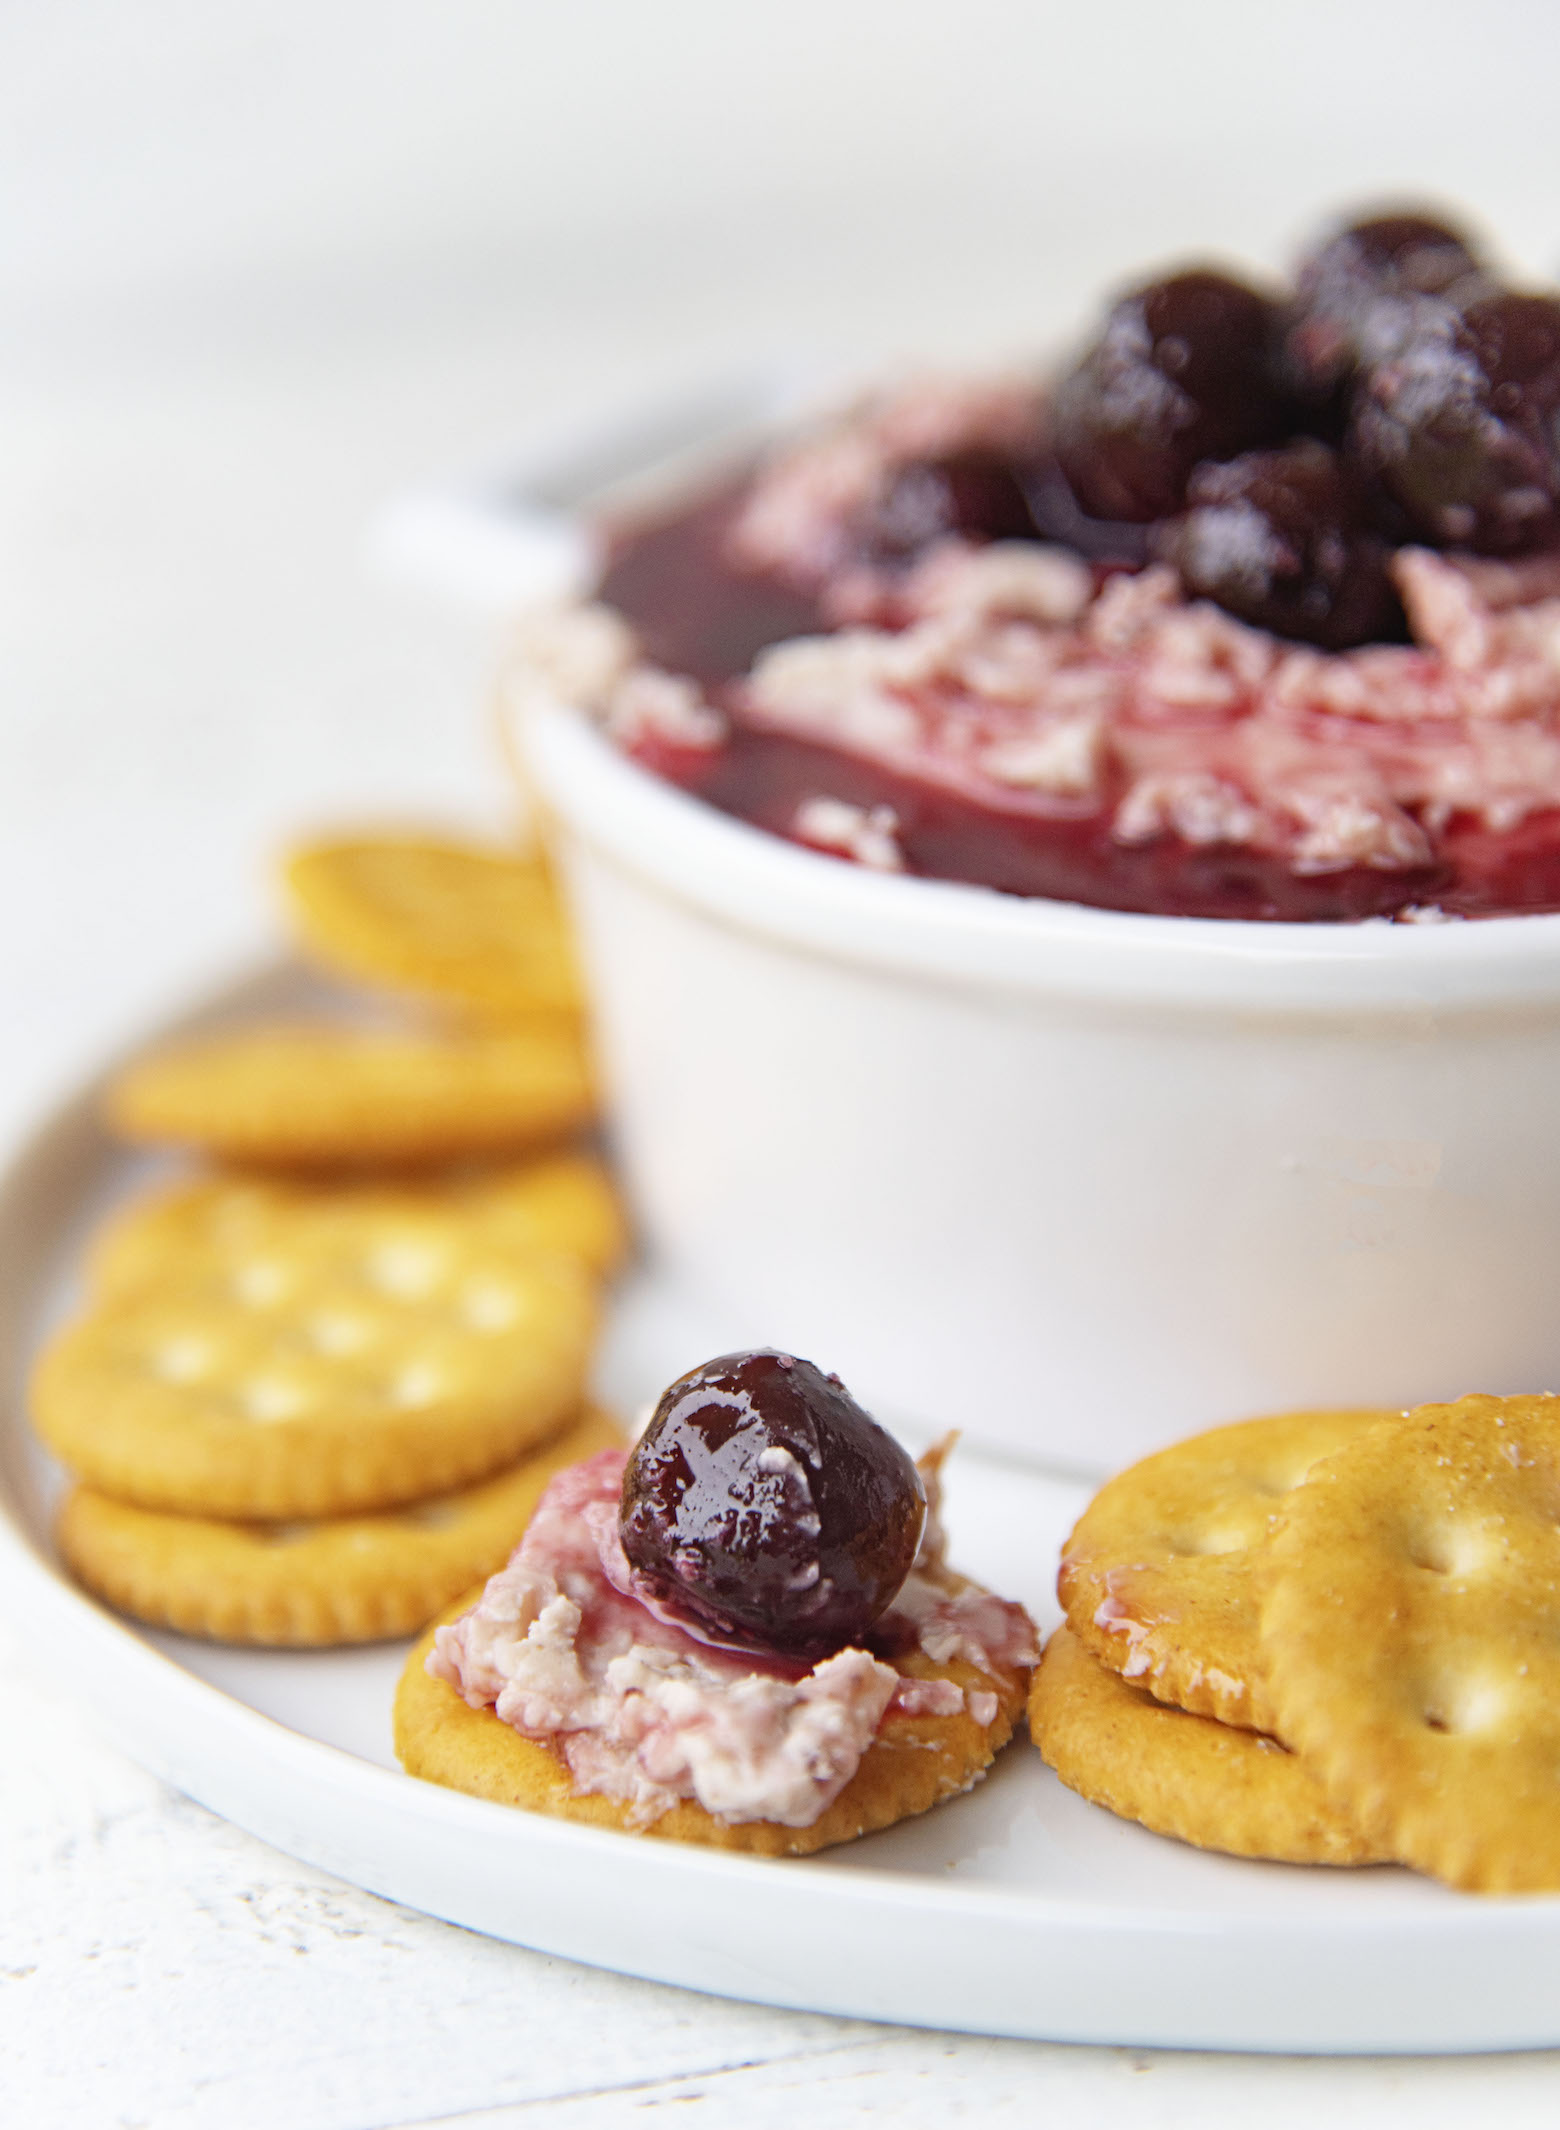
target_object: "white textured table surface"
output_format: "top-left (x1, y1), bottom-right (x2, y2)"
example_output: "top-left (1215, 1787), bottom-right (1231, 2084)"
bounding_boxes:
top-left (10, 7), bottom-right (1560, 2114)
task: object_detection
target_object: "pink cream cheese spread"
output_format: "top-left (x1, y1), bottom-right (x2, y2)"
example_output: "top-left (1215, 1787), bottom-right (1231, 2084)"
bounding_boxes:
top-left (579, 492), bottom-right (1560, 921)
top-left (429, 1447), bottom-right (1034, 1830)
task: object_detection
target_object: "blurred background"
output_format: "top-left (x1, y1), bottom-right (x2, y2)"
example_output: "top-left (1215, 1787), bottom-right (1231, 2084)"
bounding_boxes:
top-left (5, 0), bottom-right (1560, 1127)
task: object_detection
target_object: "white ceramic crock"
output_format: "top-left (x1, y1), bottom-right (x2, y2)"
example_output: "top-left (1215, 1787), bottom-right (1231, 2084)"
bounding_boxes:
top-left (515, 691), bottom-right (1560, 1476)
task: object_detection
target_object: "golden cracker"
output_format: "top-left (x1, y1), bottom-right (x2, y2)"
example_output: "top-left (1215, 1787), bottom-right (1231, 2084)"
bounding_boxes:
top-left (1060, 1408), bottom-right (1394, 1732)
top-left (282, 832), bottom-right (584, 1019)
top-left (394, 1575), bottom-right (1032, 1858)
top-left (58, 1405), bottom-right (622, 1646)
top-left (104, 1022), bottom-right (595, 1168)
top-left (88, 1152), bottom-right (629, 1302)
top-left (1259, 1393), bottom-right (1560, 1894)
top-left (1030, 1626), bottom-right (1387, 1866)
top-left (32, 1226), bottom-right (598, 1519)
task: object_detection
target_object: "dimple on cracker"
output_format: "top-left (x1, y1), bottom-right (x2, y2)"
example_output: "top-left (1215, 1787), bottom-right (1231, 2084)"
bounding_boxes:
top-left (1030, 1626), bottom-right (1387, 1867)
top-left (103, 1022), bottom-right (595, 1168)
top-left (87, 1151), bottom-right (628, 1302)
top-left (58, 1405), bottom-right (622, 1645)
top-left (282, 832), bottom-right (584, 1019)
top-left (32, 1220), bottom-right (598, 1519)
top-left (394, 1573), bottom-right (1032, 1858)
top-left (1059, 1407), bottom-right (1394, 1732)
top-left (1258, 1392), bottom-right (1560, 1895)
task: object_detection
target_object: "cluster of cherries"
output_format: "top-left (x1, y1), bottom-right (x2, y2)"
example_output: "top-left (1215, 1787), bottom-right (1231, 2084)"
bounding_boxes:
top-left (854, 212), bottom-right (1560, 652)
top-left (618, 1349), bottom-right (926, 1657)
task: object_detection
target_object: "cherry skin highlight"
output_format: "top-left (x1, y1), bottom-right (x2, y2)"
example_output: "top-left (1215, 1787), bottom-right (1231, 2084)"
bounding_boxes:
top-left (618, 1350), bottom-right (926, 1655)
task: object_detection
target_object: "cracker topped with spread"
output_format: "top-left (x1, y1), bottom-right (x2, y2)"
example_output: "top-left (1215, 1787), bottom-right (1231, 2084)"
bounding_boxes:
top-left (396, 1350), bottom-right (1037, 1854)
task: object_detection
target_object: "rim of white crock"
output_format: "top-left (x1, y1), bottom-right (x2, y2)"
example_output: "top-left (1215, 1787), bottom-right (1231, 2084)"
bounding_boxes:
top-left (516, 692), bottom-right (1560, 1017)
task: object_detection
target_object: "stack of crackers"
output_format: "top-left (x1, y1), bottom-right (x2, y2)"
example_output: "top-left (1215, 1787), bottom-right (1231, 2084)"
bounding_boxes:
top-left (31, 832), bottom-right (626, 1646)
top-left (1032, 1396), bottom-right (1560, 1894)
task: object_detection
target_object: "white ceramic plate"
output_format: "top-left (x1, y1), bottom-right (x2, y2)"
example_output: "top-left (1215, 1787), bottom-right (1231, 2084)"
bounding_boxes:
top-left (5, 967), bottom-right (1560, 2056)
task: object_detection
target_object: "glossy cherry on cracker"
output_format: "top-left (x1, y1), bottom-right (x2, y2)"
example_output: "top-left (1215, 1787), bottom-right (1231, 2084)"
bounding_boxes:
top-left (618, 1349), bottom-right (925, 1656)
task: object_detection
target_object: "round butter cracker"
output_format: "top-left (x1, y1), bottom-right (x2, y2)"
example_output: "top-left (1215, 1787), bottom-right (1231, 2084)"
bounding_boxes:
top-left (282, 832), bottom-right (584, 1019)
top-left (33, 1226), bottom-right (598, 1518)
top-left (1259, 1393), bottom-right (1560, 1894)
top-left (88, 1152), bottom-right (628, 1302)
top-left (104, 1022), bottom-right (595, 1169)
top-left (1031, 1626), bottom-right (1387, 1866)
top-left (1060, 1407), bottom-right (1394, 1732)
top-left (58, 1405), bottom-right (622, 1645)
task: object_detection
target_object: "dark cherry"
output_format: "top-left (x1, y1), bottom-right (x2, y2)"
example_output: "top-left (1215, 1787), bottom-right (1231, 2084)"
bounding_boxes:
top-left (1350, 290), bottom-right (1560, 552)
top-left (1051, 269), bottom-right (1287, 523)
top-left (1020, 455), bottom-right (1154, 567)
top-left (1157, 440), bottom-right (1405, 649)
top-left (1284, 211), bottom-right (1487, 407)
top-left (854, 448), bottom-right (1040, 562)
top-left (618, 1350), bottom-right (925, 1655)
